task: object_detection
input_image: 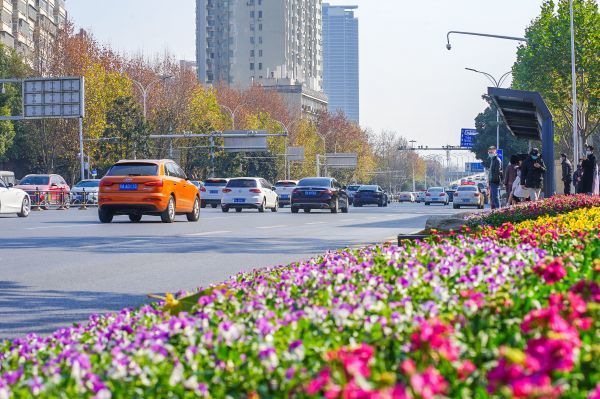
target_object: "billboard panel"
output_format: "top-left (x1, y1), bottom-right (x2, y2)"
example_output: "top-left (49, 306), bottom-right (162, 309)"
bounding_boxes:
top-left (23, 77), bottom-right (84, 119)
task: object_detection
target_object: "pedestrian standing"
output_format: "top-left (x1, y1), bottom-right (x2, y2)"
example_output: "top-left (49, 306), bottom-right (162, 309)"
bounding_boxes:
top-left (520, 148), bottom-right (546, 201)
top-left (487, 146), bottom-right (503, 209)
top-left (581, 145), bottom-right (597, 195)
top-left (509, 167), bottom-right (529, 205)
top-left (574, 160), bottom-right (584, 193)
top-left (560, 153), bottom-right (573, 195)
top-left (504, 155), bottom-right (519, 196)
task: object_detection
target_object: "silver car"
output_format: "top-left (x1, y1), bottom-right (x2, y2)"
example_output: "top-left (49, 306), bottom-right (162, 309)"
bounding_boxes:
top-left (424, 187), bottom-right (449, 205)
top-left (71, 179), bottom-right (100, 204)
top-left (453, 185), bottom-right (484, 209)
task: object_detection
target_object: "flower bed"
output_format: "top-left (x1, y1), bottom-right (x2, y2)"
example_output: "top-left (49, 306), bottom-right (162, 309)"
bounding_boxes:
top-left (1, 202), bottom-right (599, 398)
top-left (466, 194), bottom-right (600, 227)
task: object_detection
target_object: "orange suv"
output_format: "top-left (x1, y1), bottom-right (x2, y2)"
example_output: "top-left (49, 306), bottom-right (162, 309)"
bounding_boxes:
top-left (98, 160), bottom-right (200, 223)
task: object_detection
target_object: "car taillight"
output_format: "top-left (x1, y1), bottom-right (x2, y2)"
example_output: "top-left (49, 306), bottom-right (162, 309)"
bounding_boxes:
top-left (249, 188), bottom-right (261, 193)
top-left (292, 188), bottom-right (301, 194)
top-left (426, 193), bottom-right (431, 196)
top-left (200, 187), bottom-right (206, 192)
top-left (474, 193), bottom-right (480, 197)
top-left (324, 189), bottom-right (333, 195)
top-left (144, 180), bottom-right (163, 187)
top-left (222, 188), bottom-right (232, 193)
top-left (454, 193), bottom-right (459, 197)
top-left (440, 193), bottom-right (445, 196)
top-left (101, 180), bottom-right (113, 187)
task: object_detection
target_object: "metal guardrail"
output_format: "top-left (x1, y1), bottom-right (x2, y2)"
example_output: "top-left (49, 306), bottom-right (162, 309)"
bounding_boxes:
top-left (27, 188), bottom-right (98, 211)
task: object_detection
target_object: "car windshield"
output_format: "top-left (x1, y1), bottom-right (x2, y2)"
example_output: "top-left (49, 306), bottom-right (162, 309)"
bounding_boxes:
top-left (107, 163), bottom-right (158, 176)
top-left (359, 186), bottom-right (378, 192)
top-left (347, 185), bottom-right (360, 191)
top-left (457, 186), bottom-right (477, 192)
top-left (205, 179), bottom-right (228, 186)
top-left (297, 178), bottom-right (331, 188)
top-left (275, 181), bottom-right (297, 187)
top-left (19, 176), bottom-right (49, 185)
top-left (227, 179), bottom-right (257, 188)
top-left (75, 180), bottom-right (100, 188)
top-left (428, 188), bottom-right (443, 193)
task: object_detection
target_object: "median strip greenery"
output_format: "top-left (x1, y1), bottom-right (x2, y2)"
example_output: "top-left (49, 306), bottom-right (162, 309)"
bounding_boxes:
top-left (1, 197), bottom-right (599, 398)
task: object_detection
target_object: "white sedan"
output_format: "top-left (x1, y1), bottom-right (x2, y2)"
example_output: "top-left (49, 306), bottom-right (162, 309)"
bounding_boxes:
top-left (0, 178), bottom-right (31, 217)
top-left (221, 177), bottom-right (278, 213)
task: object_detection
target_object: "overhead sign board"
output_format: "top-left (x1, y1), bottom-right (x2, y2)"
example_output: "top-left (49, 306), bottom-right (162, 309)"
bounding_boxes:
top-left (460, 128), bottom-right (478, 148)
top-left (223, 130), bottom-right (268, 152)
top-left (287, 146), bottom-right (305, 161)
top-left (325, 153), bottom-right (358, 169)
top-left (22, 77), bottom-right (85, 119)
top-left (465, 162), bottom-right (485, 173)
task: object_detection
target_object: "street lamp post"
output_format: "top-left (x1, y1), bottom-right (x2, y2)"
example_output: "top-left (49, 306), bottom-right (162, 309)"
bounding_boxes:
top-left (219, 103), bottom-right (248, 130)
top-left (446, 31), bottom-right (528, 50)
top-left (569, 0), bottom-right (579, 163)
top-left (131, 75), bottom-right (173, 121)
top-left (409, 140), bottom-right (417, 192)
top-left (465, 68), bottom-right (512, 150)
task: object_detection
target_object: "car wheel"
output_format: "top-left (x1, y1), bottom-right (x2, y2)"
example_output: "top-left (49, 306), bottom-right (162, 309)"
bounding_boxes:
top-left (331, 199), bottom-right (339, 214)
top-left (17, 196), bottom-right (30, 218)
top-left (98, 208), bottom-right (113, 223)
top-left (303, 208), bottom-right (311, 213)
top-left (291, 207), bottom-right (299, 214)
top-left (222, 206), bottom-right (230, 213)
top-left (453, 204), bottom-right (459, 210)
top-left (341, 202), bottom-right (349, 213)
top-left (201, 200), bottom-right (207, 209)
top-left (187, 197), bottom-right (200, 222)
top-left (211, 204), bottom-right (218, 209)
top-left (236, 208), bottom-right (242, 213)
top-left (425, 202), bottom-right (430, 206)
top-left (271, 201), bottom-right (278, 212)
top-left (258, 199), bottom-right (266, 213)
top-left (378, 200), bottom-right (384, 208)
top-left (161, 196), bottom-right (176, 223)
top-left (129, 214), bottom-right (143, 223)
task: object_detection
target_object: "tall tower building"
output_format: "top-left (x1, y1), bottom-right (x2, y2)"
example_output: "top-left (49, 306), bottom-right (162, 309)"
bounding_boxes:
top-left (196, 0), bottom-right (328, 117)
top-left (322, 4), bottom-right (359, 124)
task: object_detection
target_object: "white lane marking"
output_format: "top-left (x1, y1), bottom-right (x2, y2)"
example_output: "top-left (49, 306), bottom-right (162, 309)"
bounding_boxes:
top-left (78, 239), bottom-right (147, 249)
top-left (186, 230), bottom-right (232, 237)
top-left (305, 222), bottom-right (326, 225)
top-left (340, 218), bottom-right (359, 222)
top-left (256, 225), bottom-right (287, 230)
top-left (26, 225), bottom-right (87, 230)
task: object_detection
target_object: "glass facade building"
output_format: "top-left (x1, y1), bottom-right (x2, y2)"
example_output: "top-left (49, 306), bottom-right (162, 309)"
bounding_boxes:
top-left (322, 4), bottom-right (359, 124)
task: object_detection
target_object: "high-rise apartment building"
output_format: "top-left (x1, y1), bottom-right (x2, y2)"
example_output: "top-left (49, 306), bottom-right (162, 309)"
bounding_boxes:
top-left (322, 4), bottom-right (359, 123)
top-left (196, 0), bottom-right (328, 116)
top-left (0, 0), bottom-right (67, 64)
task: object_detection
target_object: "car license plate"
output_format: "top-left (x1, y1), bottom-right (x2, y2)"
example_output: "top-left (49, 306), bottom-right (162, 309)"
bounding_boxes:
top-left (304, 191), bottom-right (317, 196)
top-left (119, 183), bottom-right (138, 191)
top-left (210, 190), bottom-right (218, 194)
top-left (234, 198), bottom-right (245, 203)
top-left (281, 194), bottom-right (289, 199)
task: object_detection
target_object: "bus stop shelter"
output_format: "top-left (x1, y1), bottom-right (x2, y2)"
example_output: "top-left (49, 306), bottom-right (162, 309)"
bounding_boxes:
top-left (487, 87), bottom-right (555, 198)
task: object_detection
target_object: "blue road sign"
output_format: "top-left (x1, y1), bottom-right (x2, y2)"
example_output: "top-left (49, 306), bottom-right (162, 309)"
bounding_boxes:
top-left (497, 149), bottom-right (504, 162)
top-left (465, 162), bottom-right (485, 173)
top-left (460, 128), bottom-right (478, 148)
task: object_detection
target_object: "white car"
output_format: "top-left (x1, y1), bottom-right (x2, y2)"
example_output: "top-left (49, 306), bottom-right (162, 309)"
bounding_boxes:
top-left (424, 187), bottom-right (449, 205)
top-left (416, 191), bottom-right (426, 203)
top-left (221, 177), bottom-right (278, 213)
top-left (201, 178), bottom-right (229, 208)
top-left (453, 185), bottom-right (484, 209)
top-left (0, 178), bottom-right (30, 217)
top-left (71, 179), bottom-right (100, 204)
top-left (274, 180), bottom-right (298, 207)
top-left (398, 192), bottom-right (415, 203)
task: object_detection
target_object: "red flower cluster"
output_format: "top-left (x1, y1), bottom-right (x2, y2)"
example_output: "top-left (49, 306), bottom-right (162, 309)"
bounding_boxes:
top-left (533, 257), bottom-right (568, 284)
top-left (488, 282), bottom-right (595, 398)
top-left (410, 318), bottom-right (459, 362)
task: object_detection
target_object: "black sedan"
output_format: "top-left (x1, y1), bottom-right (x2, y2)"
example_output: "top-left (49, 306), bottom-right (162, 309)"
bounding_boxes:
top-left (290, 177), bottom-right (349, 213)
top-left (353, 185), bottom-right (389, 207)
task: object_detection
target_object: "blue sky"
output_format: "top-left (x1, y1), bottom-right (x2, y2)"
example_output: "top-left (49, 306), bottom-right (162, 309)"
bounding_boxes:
top-left (68, 0), bottom-right (543, 154)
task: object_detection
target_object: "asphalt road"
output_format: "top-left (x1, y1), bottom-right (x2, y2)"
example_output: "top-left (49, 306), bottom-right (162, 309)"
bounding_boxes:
top-left (0, 202), bottom-right (469, 338)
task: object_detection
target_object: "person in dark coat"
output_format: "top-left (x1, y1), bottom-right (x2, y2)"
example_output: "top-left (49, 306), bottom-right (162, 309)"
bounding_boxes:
top-left (560, 153), bottom-right (573, 195)
top-left (504, 155), bottom-right (519, 197)
top-left (520, 148), bottom-right (547, 201)
top-left (581, 145), bottom-right (597, 195)
top-left (487, 146), bottom-right (503, 209)
top-left (574, 160), bottom-right (584, 194)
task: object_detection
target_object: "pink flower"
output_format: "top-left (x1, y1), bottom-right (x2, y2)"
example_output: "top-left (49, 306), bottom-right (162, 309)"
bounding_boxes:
top-left (457, 360), bottom-right (476, 380)
top-left (534, 257), bottom-right (567, 284)
top-left (588, 383), bottom-right (600, 399)
top-left (409, 366), bottom-right (448, 399)
top-left (525, 337), bottom-right (576, 373)
top-left (410, 318), bottom-right (459, 362)
top-left (306, 369), bottom-right (331, 395)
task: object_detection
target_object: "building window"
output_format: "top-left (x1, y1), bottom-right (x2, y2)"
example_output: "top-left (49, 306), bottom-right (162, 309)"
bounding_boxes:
top-left (250, 63), bottom-right (254, 70)
top-left (258, 23), bottom-right (262, 31)
top-left (250, 36), bottom-right (254, 44)
top-left (258, 36), bottom-right (262, 44)
top-left (259, 49), bottom-right (263, 57)
top-left (258, 63), bottom-right (262, 70)
top-left (250, 11), bottom-right (254, 18)
top-left (250, 50), bottom-right (255, 57)
top-left (258, 11), bottom-right (263, 18)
